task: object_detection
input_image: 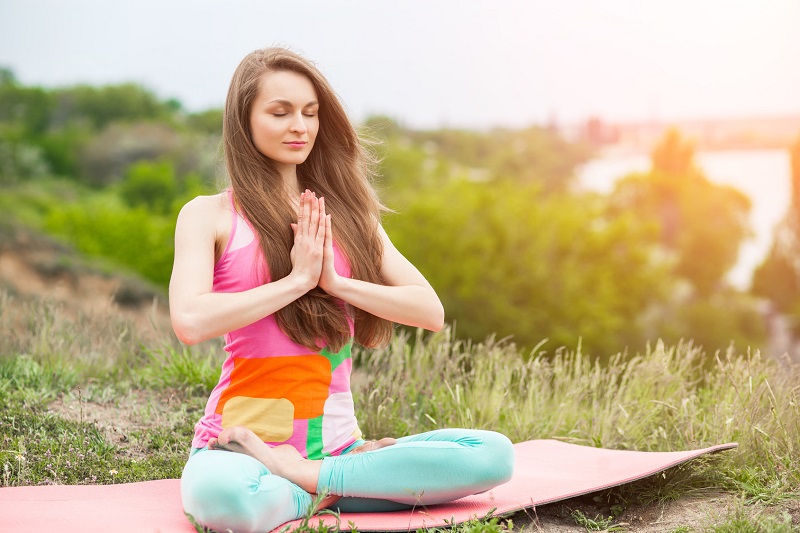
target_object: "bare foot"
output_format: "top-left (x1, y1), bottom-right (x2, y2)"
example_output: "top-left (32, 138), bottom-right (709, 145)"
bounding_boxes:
top-left (349, 437), bottom-right (397, 454)
top-left (209, 426), bottom-right (323, 494)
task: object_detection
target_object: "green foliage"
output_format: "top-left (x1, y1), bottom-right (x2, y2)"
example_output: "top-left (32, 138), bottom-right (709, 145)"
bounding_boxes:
top-left (0, 393), bottom-right (189, 487)
top-left (366, 114), bottom-right (591, 195)
top-left (44, 195), bottom-right (176, 286)
top-left (0, 82), bottom-right (54, 136)
top-left (416, 510), bottom-right (513, 533)
top-left (0, 290), bottom-right (152, 383)
top-left (706, 500), bottom-right (796, 532)
top-left (410, 125), bottom-right (591, 192)
top-left (0, 355), bottom-right (79, 402)
top-left (186, 108), bottom-right (223, 136)
top-left (728, 466), bottom-right (797, 506)
top-left (37, 125), bottom-right (94, 177)
top-left (648, 290), bottom-right (767, 359)
top-left (79, 122), bottom-right (185, 186)
top-left (355, 329), bottom-right (800, 498)
top-left (571, 509), bottom-right (624, 531)
top-left (50, 83), bottom-right (173, 130)
top-left (120, 159), bottom-right (178, 213)
top-left (0, 71), bottom-right (220, 188)
top-left (752, 136), bottom-right (800, 323)
top-left (385, 179), bottom-right (668, 356)
top-left (139, 344), bottom-right (221, 396)
top-left (0, 139), bottom-right (50, 182)
top-left (610, 130), bottom-right (752, 296)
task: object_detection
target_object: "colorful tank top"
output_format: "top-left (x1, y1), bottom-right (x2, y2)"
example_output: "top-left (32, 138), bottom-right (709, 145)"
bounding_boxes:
top-left (191, 193), bottom-right (362, 459)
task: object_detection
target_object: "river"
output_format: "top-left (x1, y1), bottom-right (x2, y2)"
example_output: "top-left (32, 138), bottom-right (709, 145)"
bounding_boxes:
top-left (576, 149), bottom-right (793, 290)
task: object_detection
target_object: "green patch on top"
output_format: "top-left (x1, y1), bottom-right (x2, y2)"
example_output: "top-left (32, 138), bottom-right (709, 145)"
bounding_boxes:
top-left (321, 341), bottom-right (352, 372)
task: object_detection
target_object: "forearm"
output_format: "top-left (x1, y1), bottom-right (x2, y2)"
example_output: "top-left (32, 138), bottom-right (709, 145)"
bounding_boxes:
top-left (171, 273), bottom-right (311, 344)
top-left (326, 277), bottom-right (444, 331)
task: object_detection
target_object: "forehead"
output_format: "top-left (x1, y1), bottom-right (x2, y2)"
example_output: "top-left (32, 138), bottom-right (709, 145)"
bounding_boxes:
top-left (255, 70), bottom-right (318, 103)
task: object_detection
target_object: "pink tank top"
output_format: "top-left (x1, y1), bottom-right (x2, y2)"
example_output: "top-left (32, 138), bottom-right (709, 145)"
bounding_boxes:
top-left (191, 192), bottom-right (362, 459)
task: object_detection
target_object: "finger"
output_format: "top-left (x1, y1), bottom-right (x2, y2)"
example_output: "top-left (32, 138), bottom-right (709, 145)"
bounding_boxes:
top-left (296, 192), bottom-right (305, 233)
top-left (325, 214), bottom-right (333, 248)
top-left (302, 190), bottom-right (312, 234)
top-left (297, 191), bottom-right (305, 218)
top-left (316, 198), bottom-right (327, 241)
top-left (290, 223), bottom-right (298, 237)
top-left (309, 192), bottom-right (320, 235)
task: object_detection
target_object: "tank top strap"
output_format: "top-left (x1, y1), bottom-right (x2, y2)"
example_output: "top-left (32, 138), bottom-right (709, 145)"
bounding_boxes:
top-left (215, 189), bottom-right (239, 266)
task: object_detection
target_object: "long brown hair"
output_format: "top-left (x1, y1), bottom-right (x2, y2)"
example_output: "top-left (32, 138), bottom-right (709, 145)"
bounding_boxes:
top-left (223, 47), bottom-right (392, 352)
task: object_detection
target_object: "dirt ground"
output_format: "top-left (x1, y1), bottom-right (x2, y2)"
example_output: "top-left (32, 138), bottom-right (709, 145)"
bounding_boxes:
top-left (0, 224), bottom-right (172, 333)
top-left (48, 388), bottom-right (195, 460)
top-left (512, 495), bottom-right (800, 531)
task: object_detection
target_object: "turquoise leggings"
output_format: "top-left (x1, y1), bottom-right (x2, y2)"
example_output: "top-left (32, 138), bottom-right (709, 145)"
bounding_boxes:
top-left (181, 428), bottom-right (514, 533)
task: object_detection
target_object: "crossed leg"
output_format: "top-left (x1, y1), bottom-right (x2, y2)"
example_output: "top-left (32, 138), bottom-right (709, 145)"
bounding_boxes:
top-left (181, 427), bottom-right (514, 533)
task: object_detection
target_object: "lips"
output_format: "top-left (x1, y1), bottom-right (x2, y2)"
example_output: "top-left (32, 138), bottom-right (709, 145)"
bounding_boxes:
top-left (284, 141), bottom-right (307, 148)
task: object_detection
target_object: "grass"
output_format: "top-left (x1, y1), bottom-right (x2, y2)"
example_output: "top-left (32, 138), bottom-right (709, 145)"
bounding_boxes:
top-left (1, 287), bottom-right (798, 531)
top-left (570, 509), bottom-right (624, 531)
top-left (355, 329), bottom-right (799, 500)
top-left (704, 499), bottom-right (797, 532)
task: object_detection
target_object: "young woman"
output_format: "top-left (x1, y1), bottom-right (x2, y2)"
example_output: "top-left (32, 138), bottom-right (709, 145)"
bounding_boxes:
top-left (170, 47), bottom-right (514, 533)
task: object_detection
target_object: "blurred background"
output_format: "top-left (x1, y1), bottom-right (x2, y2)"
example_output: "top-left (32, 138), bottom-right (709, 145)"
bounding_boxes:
top-left (1, 0), bottom-right (799, 363)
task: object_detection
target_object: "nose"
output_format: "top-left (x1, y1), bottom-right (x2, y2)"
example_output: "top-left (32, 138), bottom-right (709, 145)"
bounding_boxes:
top-left (289, 112), bottom-right (308, 134)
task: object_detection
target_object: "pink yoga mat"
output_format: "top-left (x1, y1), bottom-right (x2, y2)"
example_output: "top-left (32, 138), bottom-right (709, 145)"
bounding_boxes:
top-left (0, 439), bottom-right (736, 533)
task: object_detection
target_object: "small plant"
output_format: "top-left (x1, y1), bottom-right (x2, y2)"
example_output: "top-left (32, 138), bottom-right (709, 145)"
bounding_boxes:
top-left (571, 509), bottom-right (625, 532)
top-left (278, 491), bottom-right (342, 533)
top-left (705, 499), bottom-right (796, 532)
top-left (418, 509), bottom-right (513, 533)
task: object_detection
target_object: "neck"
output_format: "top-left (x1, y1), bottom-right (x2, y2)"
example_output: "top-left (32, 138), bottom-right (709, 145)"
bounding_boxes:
top-left (277, 163), bottom-right (301, 195)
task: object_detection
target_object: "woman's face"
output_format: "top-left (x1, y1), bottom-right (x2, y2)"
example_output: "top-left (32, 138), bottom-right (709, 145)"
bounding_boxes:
top-left (249, 70), bottom-right (319, 171)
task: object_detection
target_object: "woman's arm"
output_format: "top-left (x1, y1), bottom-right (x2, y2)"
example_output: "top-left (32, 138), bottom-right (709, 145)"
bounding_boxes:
top-left (169, 192), bottom-right (325, 345)
top-left (319, 217), bottom-right (445, 331)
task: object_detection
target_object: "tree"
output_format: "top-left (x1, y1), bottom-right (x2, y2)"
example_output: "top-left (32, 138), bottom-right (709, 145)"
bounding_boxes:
top-left (119, 160), bottom-right (177, 214)
top-left (79, 122), bottom-right (183, 185)
top-left (609, 129), bottom-right (752, 296)
top-left (384, 179), bottom-right (669, 357)
top-left (52, 83), bottom-right (172, 130)
top-left (752, 135), bottom-right (800, 316)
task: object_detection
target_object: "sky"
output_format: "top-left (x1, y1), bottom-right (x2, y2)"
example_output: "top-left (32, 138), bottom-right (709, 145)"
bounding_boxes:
top-left (1, 1), bottom-right (799, 129)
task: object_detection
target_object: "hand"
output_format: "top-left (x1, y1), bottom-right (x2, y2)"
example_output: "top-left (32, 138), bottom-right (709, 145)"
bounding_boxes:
top-left (289, 190), bottom-right (325, 291)
top-left (318, 199), bottom-right (341, 294)
top-left (349, 437), bottom-right (397, 455)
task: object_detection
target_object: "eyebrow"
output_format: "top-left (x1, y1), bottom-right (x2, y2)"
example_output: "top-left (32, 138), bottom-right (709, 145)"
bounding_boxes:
top-left (266, 99), bottom-right (319, 108)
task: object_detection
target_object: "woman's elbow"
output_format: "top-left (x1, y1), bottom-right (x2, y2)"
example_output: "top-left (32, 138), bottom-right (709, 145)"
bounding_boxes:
top-left (170, 312), bottom-right (205, 345)
top-left (427, 303), bottom-right (445, 332)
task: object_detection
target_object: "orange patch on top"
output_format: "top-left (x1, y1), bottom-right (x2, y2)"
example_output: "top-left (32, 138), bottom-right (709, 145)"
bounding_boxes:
top-left (215, 355), bottom-right (331, 419)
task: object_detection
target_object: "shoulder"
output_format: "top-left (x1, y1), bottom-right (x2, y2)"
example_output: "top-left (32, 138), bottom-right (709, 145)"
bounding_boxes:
top-left (175, 192), bottom-right (232, 237)
top-left (177, 192), bottom-right (231, 223)
top-left (179, 192), bottom-right (228, 216)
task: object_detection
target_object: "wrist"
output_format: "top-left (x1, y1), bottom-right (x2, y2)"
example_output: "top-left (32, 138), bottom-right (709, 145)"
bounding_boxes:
top-left (320, 273), bottom-right (347, 298)
top-left (287, 270), bottom-right (318, 294)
